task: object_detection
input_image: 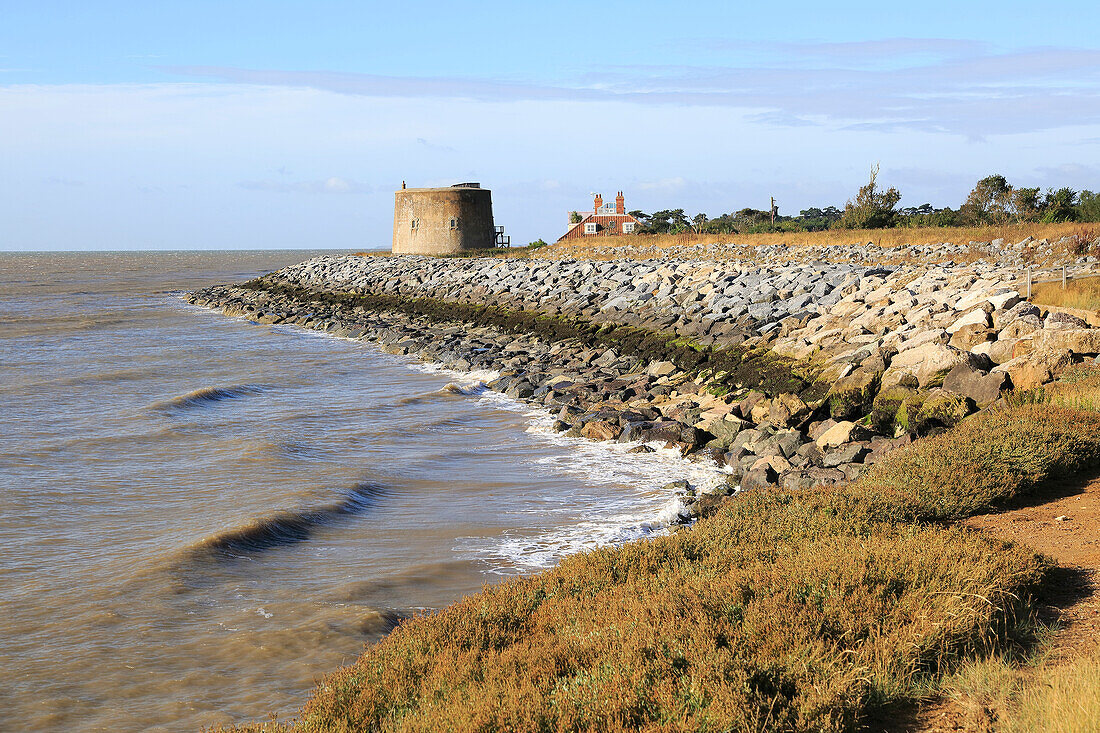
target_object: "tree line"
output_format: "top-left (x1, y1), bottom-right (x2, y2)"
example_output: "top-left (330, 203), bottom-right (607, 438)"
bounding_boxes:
top-left (626, 166), bottom-right (1100, 235)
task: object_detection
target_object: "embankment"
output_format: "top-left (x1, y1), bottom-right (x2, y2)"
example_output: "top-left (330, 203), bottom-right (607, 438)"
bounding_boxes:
top-left (192, 250), bottom-right (1100, 516)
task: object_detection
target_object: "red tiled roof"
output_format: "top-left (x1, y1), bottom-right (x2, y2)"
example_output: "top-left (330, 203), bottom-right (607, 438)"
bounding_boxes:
top-left (559, 212), bottom-right (640, 240)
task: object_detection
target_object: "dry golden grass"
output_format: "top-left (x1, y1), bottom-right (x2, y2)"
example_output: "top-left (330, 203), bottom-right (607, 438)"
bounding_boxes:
top-left (215, 403), bottom-right (1100, 733)
top-left (1011, 365), bottom-right (1100, 413)
top-left (1008, 646), bottom-right (1100, 732)
top-left (933, 644), bottom-right (1100, 733)
top-left (1032, 275), bottom-right (1100, 313)
top-left (546, 222), bottom-right (1090, 258)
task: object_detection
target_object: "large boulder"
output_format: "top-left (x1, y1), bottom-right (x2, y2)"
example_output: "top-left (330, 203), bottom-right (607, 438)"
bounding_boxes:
top-left (751, 393), bottom-right (810, 427)
top-left (942, 362), bottom-right (1010, 407)
top-left (741, 466), bottom-right (777, 491)
top-left (704, 416), bottom-right (748, 451)
top-left (947, 308), bottom-right (993, 334)
top-left (992, 348), bottom-right (1073, 390)
top-left (971, 338), bottom-right (1017, 365)
top-left (949, 324), bottom-right (995, 351)
top-left (1035, 329), bottom-right (1100, 355)
top-left (816, 420), bottom-right (869, 449)
top-left (870, 386), bottom-right (924, 435)
top-left (581, 419), bottom-right (622, 442)
top-left (827, 366), bottom-right (882, 420)
top-left (994, 301), bottom-right (1041, 329)
top-left (912, 389), bottom-right (974, 434)
top-left (883, 342), bottom-right (970, 389)
top-left (1045, 312), bottom-right (1091, 330)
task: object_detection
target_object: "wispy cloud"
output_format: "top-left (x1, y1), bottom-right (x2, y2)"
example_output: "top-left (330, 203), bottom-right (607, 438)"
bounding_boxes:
top-left (167, 40), bottom-right (1100, 139)
top-left (416, 137), bottom-right (455, 152)
top-left (237, 176), bottom-right (372, 194)
top-left (44, 176), bottom-right (85, 186)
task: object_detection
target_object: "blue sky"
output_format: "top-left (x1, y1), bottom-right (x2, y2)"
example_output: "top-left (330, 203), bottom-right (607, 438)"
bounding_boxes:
top-left (2, 0), bottom-right (1099, 250)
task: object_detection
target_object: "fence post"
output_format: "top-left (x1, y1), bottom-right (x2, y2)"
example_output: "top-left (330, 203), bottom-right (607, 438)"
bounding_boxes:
top-left (1063, 265), bottom-right (1067, 290)
top-left (1027, 266), bottom-right (1032, 300)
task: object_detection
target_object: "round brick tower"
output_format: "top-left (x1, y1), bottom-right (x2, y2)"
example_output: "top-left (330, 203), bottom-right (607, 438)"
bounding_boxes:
top-left (392, 183), bottom-right (496, 255)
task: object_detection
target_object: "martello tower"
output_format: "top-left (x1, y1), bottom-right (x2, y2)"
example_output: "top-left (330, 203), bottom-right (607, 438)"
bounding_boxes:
top-left (392, 182), bottom-right (496, 255)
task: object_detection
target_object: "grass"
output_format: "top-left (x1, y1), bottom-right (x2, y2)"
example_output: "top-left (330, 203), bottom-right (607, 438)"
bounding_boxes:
top-left (1008, 646), bottom-right (1100, 732)
top-left (546, 222), bottom-right (1092, 258)
top-left (833, 403), bottom-right (1100, 523)
top-left (1031, 274), bottom-right (1100, 313)
top-left (932, 643), bottom-right (1100, 732)
top-left (217, 403), bottom-right (1100, 733)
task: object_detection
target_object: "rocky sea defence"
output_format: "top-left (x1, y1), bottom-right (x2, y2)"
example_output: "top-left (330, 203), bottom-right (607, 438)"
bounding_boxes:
top-left (188, 249), bottom-right (1100, 520)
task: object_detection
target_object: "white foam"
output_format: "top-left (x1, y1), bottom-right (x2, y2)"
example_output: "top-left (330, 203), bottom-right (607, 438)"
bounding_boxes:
top-left (419, 362), bottom-right (731, 573)
top-left (187, 294), bottom-right (728, 574)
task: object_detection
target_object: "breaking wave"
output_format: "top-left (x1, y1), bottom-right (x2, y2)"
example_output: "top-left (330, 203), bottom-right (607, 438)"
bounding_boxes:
top-left (154, 384), bottom-right (266, 410)
top-left (180, 482), bottom-right (386, 561)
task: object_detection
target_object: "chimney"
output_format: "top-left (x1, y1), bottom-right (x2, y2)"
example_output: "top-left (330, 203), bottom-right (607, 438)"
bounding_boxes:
top-left (593, 193), bottom-right (603, 213)
top-left (615, 191), bottom-right (625, 215)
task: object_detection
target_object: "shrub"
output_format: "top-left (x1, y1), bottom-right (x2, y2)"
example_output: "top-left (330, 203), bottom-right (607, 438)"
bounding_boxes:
top-left (837, 165), bottom-right (901, 230)
top-left (838, 404), bottom-right (1100, 523)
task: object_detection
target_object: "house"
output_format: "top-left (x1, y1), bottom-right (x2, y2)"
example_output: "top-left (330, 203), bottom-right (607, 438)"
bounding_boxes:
top-left (557, 192), bottom-right (640, 240)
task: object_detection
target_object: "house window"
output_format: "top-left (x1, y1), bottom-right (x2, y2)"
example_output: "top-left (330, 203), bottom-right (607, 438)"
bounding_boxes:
top-left (411, 218), bottom-right (419, 230)
top-left (584, 222), bottom-right (597, 234)
top-left (450, 218), bottom-right (459, 230)
top-left (622, 221), bottom-right (635, 233)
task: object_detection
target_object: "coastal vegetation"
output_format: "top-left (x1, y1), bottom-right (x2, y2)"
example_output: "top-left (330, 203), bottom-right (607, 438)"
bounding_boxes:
top-left (628, 169), bottom-right (1100, 237)
top-left (1030, 274), bottom-right (1100, 313)
top-left (552, 220), bottom-right (1096, 259)
top-left (225, 402), bottom-right (1100, 732)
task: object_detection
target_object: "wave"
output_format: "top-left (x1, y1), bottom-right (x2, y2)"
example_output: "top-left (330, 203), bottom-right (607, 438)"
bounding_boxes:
top-left (180, 482), bottom-right (386, 562)
top-left (154, 384), bottom-right (266, 410)
top-left (382, 381), bottom-right (490, 409)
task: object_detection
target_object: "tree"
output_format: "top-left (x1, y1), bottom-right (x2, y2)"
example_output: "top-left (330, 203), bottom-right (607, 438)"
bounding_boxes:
top-left (1010, 187), bottom-right (1042, 222)
top-left (569, 211), bottom-right (582, 224)
top-left (1041, 187), bottom-right (1079, 222)
top-left (1079, 191), bottom-right (1100, 222)
top-left (647, 209), bottom-right (690, 233)
top-left (961, 174), bottom-right (1013, 224)
top-left (691, 213), bottom-right (708, 233)
top-left (837, 164), bottom-right (901, 229)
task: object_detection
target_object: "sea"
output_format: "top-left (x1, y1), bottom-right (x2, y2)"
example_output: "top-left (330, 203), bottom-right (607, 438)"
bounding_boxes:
top-left (0, 250), bottom-right (726, 731)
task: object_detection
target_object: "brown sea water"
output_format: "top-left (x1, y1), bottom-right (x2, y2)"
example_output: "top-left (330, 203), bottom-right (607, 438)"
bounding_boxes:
top-left (0, 251), bottom-right (724, 731)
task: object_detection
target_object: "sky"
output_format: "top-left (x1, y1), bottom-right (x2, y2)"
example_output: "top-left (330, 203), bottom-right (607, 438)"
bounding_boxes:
top-left (2, 1), bottom-right (1099, 250)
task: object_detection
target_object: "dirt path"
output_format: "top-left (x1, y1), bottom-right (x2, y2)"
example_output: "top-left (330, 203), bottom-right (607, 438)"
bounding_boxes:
top-left (964, 473), bottom-right (1100, 662)
top-left (879, 473), bottom-right (1100, 732)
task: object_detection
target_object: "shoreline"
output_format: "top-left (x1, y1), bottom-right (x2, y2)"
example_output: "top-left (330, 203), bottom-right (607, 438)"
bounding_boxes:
top-left (191, 246), bottom-right (1100, 731)
top-left (189, 247), bottom-right (1100, 520)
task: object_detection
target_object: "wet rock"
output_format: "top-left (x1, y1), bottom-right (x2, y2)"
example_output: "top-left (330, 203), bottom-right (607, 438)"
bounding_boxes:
top-left (581, 419), bottom-right (622, 442)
